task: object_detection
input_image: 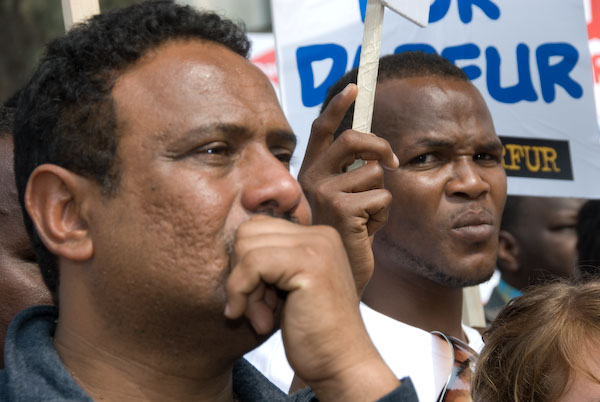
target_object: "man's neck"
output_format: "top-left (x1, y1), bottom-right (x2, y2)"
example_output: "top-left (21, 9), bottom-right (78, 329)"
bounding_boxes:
top-left (53, 269), bottom-right (258, 402)
top-left (362, 263), bottom-right (466, 342)
top-left (53, 320), bottom-right (236, 402)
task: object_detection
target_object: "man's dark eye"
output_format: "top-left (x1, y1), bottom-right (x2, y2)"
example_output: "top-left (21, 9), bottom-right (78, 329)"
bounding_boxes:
top-left (192, 142), bottom-right (231, 157)
top-left (474, 153), bottom-right (500, 164)
top-left (272, 148), bottom-right (293, 167)
top-left (276, 153), bottom-right (292, 164)
top-left (410, 153), bottom-right (437, 164)
top-left (204, 144), bottom-right (229, 155)
top-left (549, 224), bottom-right (576, 233)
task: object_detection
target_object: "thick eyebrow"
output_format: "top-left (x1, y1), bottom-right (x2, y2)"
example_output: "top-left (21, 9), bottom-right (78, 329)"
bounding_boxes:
top-left (193, 123), bottom-right (253, 141)
top-left (478, 139), bottom-right (504, 154)
top-left (404, 137), bottom-right (503, 153)
top-left (166, 123), bottom-right (296, 151)
top-left (212, 124), bottom-right (297, 148)
top-left (404, 137), bottom-right (454, 152)
top-left (266, 128), bottom-right (297, 149)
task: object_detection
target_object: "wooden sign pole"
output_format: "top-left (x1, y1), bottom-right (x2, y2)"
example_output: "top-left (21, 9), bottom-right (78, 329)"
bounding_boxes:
top-left (462, 286), bottom-right (486, 328)
top-left (352, 0), bottom-right (385, 137)
top-left (61, 0), bottom-right (100, 31)
top-left (347, 0), bottom-right (429, 171)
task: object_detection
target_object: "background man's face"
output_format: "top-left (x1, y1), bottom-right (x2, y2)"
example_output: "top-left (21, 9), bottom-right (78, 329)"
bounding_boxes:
top-left (0, 136), bottom-right (52, 364)
top-left (511, 197), bottom-right (584, 281)
top-left (83, 40), bottom-right (311, 346)
top-left (372, 76), bottom-right (506, 287)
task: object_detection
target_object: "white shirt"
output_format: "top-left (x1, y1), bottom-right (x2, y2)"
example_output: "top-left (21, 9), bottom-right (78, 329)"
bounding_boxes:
top-left (244, 302), bottom-right (484, 402)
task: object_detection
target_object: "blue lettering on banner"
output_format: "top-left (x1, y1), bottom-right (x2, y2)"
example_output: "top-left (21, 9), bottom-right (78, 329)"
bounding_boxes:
top-left (359, 0), bottom-right (367, 23)
top-left (352, 45), bottom-right (362, 69)
top-left (297, 44), bottom-right (348, 107)
top-left (298, 1), bottom-right (582, 107)
top-left (441, 44), bottom-right (482, 80)
top-left (296, 42), bottom-right (583, 107)
top-left (536, 43), bottom-right (583, 103)
top-left (486, 44), bottom-right (538, 103)
top-left (429, 0), bottom-right (451, 23)
top-left (359, 0), bottom-right (500, 24)
top-left (429, 0), bottom-right (500, 23)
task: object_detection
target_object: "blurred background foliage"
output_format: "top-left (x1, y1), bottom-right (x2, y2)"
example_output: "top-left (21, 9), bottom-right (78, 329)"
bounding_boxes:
top-left (0, 0), bottom-right (143, 103)
top-left (0, 0), bottom-right (271, 104)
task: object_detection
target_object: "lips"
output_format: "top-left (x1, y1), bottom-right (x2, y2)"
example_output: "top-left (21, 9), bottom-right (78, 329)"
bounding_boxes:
top-left (450, 210), bottom-right (495, 243)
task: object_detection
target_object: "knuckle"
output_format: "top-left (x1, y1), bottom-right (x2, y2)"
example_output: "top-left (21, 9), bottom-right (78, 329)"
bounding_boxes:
top-left (335, 130), bottom-right (356, 147)
top-left (240, 247), bottom-right (262, 269)
top-left (314, 180), bottom-right (330, 196)
top-left (381, 189), bottom-right (393, 205)
top-left (368, 160), bottom-right (384, 176)
top-left (235, 221), bottom-right (253, 238)
top-left (329, 194), bottom-right (347, 213)
top-left (311, 117), bottom-right (331, 135)
top-left (313, 182), bottom-right (333, 204)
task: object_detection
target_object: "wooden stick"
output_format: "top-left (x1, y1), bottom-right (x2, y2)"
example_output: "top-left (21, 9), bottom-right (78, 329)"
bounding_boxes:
top-left (462, 286), bottom-right (486, 328)
top-left (61, 0), bottom-right (100, 31)
top-left (347, 0), bottom-right (385, 171)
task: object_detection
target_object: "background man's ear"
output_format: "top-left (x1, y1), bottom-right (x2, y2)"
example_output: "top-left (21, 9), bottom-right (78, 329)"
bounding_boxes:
top-left (497, 230), bottom-right (519, 273)
top-left (25, 164), bottom-right (94, 262)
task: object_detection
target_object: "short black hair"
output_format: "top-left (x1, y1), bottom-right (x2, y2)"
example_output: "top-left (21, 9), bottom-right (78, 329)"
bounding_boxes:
top-left (576, 200), bottom-right (600, 278)
top-left (13, 0), bottom-right (250, 302)
top-left (321, 51), bottom-right (469, 138)
top-left (0, 107), bottom-right (15, 139)
top-left (3, 90), bottom-right (21, 109)
top-left (1, 91), bottom-right (19, 139)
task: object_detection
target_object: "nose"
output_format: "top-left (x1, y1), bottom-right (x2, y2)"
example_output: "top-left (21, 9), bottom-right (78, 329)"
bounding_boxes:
top-left (241, 148), bottom-right (305, 220)
top-left (445, 157), bottom-right (490, 199)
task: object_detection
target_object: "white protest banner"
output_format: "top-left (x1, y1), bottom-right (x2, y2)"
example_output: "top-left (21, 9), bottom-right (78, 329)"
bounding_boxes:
top-left (61, 0), bottom-right (100, 31)
top-left (381, 0), bottom-right (430, 27)
top-left (272, 0), bottom-right (600, 198)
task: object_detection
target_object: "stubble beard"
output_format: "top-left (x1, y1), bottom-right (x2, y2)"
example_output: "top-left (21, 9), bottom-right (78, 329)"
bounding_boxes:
top-left (376, 234), bottom-right (494, 288)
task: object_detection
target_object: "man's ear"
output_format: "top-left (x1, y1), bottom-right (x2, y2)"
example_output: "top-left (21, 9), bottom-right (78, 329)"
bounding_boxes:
top-left (497, 230), bottom-right (519, 273)
top-left (25, 164), bottom-right (95, 263)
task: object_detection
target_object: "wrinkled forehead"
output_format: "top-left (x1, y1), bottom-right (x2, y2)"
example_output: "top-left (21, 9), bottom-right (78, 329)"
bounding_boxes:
top-left (373, 76), bottom-right (494, 140)
top-left (119, 39), bottom-right (276, 101)
top-left (111, 39), bottom-right (286, 145)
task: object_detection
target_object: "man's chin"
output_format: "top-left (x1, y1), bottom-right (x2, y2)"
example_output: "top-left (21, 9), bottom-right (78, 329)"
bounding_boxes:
top-left (442, 263), bottom-right (496, 288)
top-left (421, 254), bottom-right (496, 288)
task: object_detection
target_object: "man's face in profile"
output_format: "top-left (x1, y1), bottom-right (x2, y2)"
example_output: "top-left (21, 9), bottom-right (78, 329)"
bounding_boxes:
top-left (81, 40), bottom-right (311, 349)
top-left (372, 76), bottom-right (507, 287)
